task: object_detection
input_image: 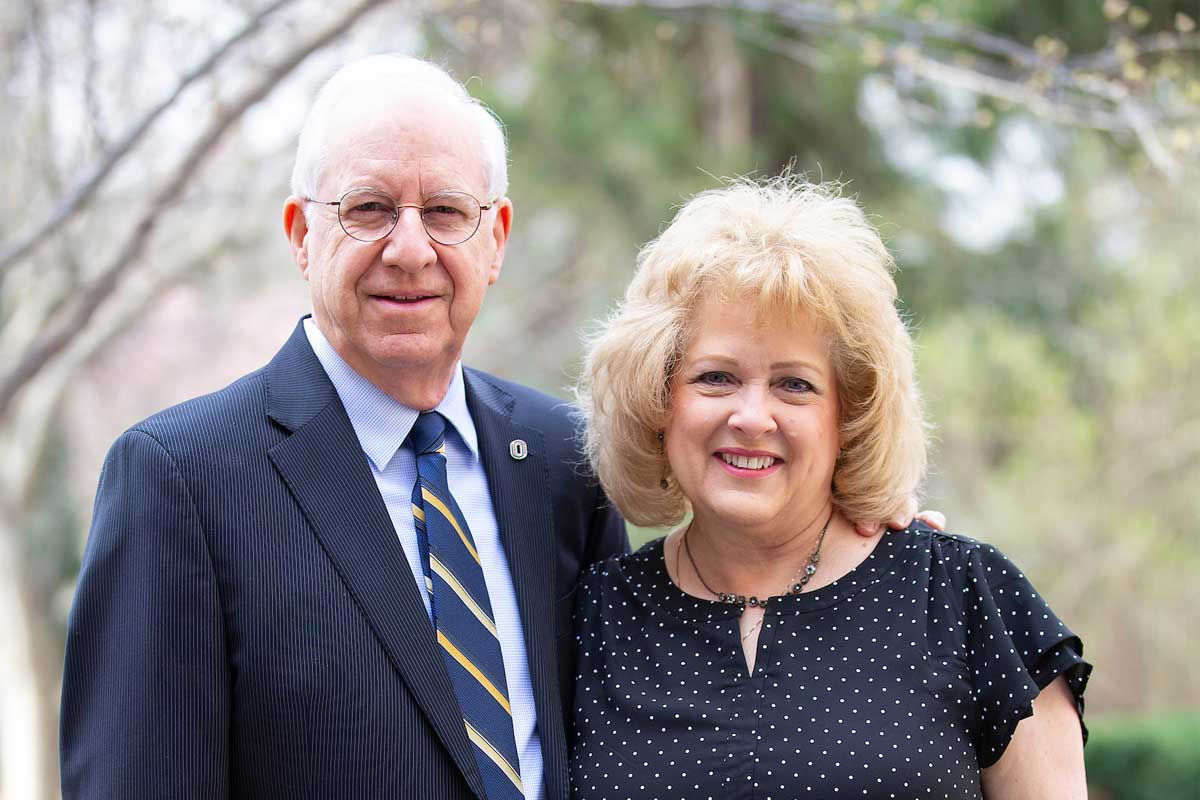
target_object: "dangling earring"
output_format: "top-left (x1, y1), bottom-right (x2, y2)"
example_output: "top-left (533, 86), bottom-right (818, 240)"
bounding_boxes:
top-left (657, 430), bottom-right (669, 490)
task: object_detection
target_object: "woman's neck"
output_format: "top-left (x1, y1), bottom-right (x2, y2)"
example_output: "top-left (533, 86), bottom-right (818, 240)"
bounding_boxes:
top-left (681, 505), bottom-right (841, 600)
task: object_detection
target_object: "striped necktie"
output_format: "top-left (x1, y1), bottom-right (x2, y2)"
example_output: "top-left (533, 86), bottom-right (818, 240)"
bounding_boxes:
top-left (408, 411), bottom-right (525, 800)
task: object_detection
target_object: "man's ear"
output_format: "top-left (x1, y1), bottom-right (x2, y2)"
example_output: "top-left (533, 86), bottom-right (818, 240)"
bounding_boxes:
top-left (283, 196), bottom-right (310, 276)
top-left (486, 197), bottom-right (513, 285)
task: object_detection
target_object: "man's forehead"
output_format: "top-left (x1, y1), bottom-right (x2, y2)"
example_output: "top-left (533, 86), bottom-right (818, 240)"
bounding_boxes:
top-left (333, 155), bottom-right (479, 193)
top-left (319, 93), bottom-right (486, 192)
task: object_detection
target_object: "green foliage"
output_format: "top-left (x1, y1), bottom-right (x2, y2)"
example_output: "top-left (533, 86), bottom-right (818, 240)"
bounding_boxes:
top-left (917, 311), bottom-right (1096, 483)
top-left (627, 522), bottom-right (669, 552)
top-left (897, 0), bottom-right (1150, 51)
top-left (913, 180), bottom-right (1200, 706)
top-left (1086, 715), bottom-right (1200, 800)
top-left (486, 9), bottom-right (740, 245)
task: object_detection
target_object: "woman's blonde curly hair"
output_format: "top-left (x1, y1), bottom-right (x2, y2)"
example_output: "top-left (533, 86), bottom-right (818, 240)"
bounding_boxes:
top-left (576, 175), bottom-right (928, 527)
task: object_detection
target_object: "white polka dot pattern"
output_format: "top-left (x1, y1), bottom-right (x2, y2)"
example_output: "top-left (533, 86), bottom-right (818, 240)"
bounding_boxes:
top-left (567, 524), bottom-right (1090, 799)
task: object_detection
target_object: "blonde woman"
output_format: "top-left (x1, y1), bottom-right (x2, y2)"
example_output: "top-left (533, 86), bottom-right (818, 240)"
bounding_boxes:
top-left (570, 177), bottom-right (1089, 799)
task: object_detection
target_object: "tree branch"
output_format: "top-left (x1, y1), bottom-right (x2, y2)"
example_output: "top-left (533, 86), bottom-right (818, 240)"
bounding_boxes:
top-left (82, 0), bottom-right (108, 152)
top-left (0, 0), bottom-right (390, 419)
top-left (562, 0), bottom-right (1197, 180)
top-left (0, 232), bottom-right (251, 512)
top-left (27, 0), bottom-right (63, 194)
top-left (1068, 30), bottom-right (1200, 73)
top-left (563, 0), bottom-right (1044, 65)
top-left (0, 0), bottom-right (298, 277)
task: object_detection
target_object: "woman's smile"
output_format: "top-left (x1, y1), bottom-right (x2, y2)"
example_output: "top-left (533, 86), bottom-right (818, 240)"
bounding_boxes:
top-left (714, 447), bottom-right (783, 476)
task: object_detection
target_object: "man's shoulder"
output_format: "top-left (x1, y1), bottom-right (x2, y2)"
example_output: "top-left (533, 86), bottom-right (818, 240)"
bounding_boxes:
top-left (126, 365), bottom-right (273, 452)
top-left (125, 319), bottom-right (326, 452)
top-left (465, 368), bottom-right (579, 428)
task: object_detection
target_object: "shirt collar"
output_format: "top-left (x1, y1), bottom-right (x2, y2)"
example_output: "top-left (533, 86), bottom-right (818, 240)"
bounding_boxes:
top-left (303, 318), bottom-right (479, 471)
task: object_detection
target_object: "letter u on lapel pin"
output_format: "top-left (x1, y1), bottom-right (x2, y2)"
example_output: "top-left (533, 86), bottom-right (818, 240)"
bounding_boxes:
top-left (509, 439), bottom-right (528, 460)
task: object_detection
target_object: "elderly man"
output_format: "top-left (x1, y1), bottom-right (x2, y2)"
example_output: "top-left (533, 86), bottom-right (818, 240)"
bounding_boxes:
top-left (60, 55), bottom-right (627, 799)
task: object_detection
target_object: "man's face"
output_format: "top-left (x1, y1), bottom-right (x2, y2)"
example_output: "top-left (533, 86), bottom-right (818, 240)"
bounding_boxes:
top-left (284, 94), bottom-right (511, 404)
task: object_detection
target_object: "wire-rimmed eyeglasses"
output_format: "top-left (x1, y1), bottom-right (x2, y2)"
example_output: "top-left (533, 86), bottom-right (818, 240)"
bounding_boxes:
top-left (304, 188), bottom-right (495, 246)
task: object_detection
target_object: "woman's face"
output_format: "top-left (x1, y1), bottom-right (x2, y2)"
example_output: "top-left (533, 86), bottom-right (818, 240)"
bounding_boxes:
top-left (664, 295), bottom-right (841, 537)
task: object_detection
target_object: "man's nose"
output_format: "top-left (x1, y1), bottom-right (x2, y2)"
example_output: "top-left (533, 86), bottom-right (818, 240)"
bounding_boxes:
top-left (727, 386), bottom-right (778, 438)
top-left (381, 206), bottom-right (437, 272)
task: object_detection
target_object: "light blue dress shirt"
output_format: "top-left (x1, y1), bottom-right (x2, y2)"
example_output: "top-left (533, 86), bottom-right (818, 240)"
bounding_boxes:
top-left (304, 319), bottom-right (544, 800)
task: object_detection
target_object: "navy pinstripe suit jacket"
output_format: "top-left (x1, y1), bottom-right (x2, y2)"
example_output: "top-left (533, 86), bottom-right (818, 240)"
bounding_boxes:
top-left (60, 319), bottom-right (628, 800)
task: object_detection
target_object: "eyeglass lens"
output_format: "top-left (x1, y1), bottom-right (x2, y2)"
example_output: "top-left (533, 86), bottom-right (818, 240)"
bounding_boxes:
top-left (337, 189), bottom-right (482, 245)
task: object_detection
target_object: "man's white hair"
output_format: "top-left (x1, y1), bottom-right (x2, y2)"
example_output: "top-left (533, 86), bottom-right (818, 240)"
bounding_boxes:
top-left (290, 55), bottom-right (509, 203)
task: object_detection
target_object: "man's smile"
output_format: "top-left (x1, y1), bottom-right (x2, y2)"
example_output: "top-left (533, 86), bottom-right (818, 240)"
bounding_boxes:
top-left (369, 292), bottom-right (442, 307)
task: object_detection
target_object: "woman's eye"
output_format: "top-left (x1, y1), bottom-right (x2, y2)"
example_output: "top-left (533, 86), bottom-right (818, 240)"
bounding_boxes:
top-left (779, 377), bottom-right (814, 393)
top-left (696, 371), bottom-right (733, 386)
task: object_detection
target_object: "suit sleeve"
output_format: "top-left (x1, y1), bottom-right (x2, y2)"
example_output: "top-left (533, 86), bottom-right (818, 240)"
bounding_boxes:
top-left (60, 429), bottom-right (230, 799)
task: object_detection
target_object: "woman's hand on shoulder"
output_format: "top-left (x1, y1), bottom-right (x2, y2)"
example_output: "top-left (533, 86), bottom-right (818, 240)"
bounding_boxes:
top-left (852, 496), bottom-right (946, 537)
top-left (980, 675), bottom-right (1087, 799)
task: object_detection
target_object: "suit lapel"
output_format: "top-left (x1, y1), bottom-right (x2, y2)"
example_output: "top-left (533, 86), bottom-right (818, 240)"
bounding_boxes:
top-left (465, 371), bottom-right (567, 800)
top-left (264, 322), bottom-right (486, 800)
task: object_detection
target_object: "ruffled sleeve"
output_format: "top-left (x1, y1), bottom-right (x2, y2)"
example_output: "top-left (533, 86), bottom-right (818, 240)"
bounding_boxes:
top-left (958, 539), bottom-right (1092, 767)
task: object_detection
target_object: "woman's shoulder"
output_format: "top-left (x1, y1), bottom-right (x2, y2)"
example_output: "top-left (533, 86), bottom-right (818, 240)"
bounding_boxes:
top-left (894, 525), bottom-right (1091, 765)
top-left (895, 521), bottom-right (1028, 585)
top-left (579, 535), bottom-right (667, 589)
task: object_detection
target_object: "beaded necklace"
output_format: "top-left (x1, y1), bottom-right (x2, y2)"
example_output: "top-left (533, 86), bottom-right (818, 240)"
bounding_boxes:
top-left (681, 511), bottom-right (833, 643)
top-left (681, 509), bottom-right (832, 604)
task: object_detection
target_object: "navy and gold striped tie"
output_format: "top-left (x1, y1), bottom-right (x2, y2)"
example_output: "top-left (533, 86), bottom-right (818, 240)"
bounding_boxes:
top-left (408, 411), bottom-right (524, 800)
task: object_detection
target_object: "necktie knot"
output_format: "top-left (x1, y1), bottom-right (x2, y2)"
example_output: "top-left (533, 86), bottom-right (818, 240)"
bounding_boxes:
top-left (408, 411), bottom-right (446, 455)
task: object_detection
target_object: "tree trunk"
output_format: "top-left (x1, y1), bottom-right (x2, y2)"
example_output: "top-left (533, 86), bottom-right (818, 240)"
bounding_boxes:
top-left (698, 12), bottom-right (752, 156)
top-left (0, 525), bottom-right (60, 800)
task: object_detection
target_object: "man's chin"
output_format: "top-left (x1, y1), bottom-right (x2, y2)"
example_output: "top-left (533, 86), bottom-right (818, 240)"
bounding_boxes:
top-left (369, 335), bottom-right (465, 373)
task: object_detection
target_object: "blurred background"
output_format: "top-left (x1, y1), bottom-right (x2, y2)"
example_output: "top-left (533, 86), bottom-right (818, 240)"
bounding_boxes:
top-left (1, 0), bottom-right (1197, 797)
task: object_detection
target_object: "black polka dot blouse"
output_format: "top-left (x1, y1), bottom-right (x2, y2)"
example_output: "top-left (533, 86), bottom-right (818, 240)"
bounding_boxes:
top-left (568, 522), bottom-right (1090, 799)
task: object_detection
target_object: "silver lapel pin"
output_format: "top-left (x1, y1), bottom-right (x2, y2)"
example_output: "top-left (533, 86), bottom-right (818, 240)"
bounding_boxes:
top-left (509, 439), bottom-right (528, 460)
